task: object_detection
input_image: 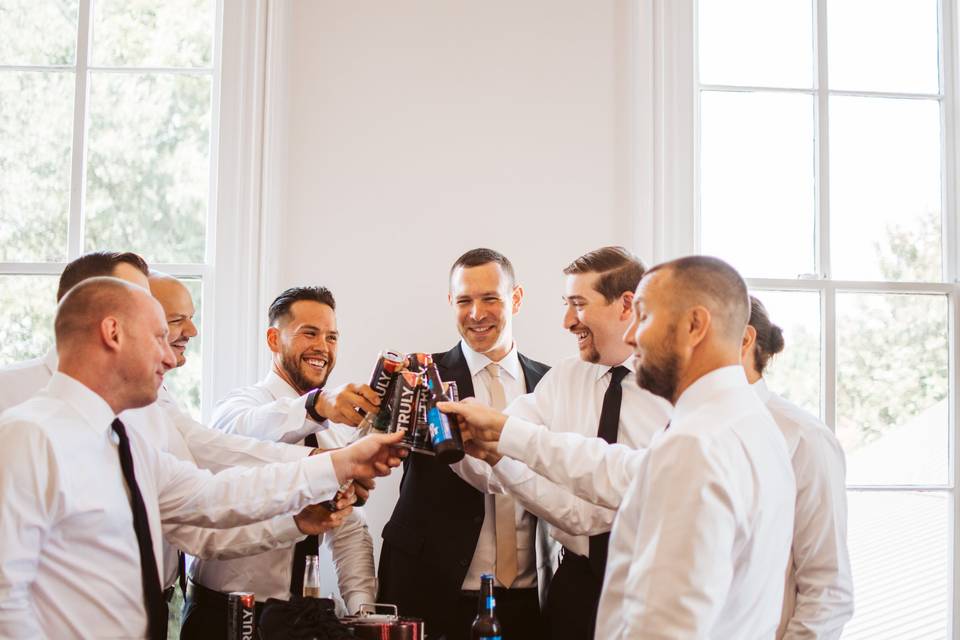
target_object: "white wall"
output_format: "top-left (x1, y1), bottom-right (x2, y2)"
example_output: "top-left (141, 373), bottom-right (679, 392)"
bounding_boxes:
top-left (252, 0), bottom-right (640, 589)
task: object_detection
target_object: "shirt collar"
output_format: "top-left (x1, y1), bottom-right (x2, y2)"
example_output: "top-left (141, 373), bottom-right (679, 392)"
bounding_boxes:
top-left (673, 365), bottom-right (749, 422)
top-left (45, 372), bottom-right (117, 435)
top-left (592, 355), bottom-right (636, 382)
top-left (262, 369), bottom-right (302, 400)
top-left (751, 377), bottom-right (772, 403)
top-left (42, 347), bottom-right (59, 374)
top-left (460, 339), bottom-right (522, 381)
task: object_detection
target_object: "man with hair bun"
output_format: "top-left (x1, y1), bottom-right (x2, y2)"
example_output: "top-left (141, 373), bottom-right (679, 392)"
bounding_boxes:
top-left (744, 296), bottom-right (853, 639)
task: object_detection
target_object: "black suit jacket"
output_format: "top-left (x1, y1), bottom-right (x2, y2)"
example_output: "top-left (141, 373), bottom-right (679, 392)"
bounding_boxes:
top-left (377, 343), bottom-right (550, 636)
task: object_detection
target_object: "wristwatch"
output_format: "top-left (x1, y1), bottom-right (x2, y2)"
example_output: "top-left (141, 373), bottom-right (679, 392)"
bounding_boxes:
top-left (304, 388), bottom-right (326, 423)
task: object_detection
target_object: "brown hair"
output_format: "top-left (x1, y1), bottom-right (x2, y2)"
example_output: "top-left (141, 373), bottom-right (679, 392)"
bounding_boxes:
top-left (268, 286), bottom-right (337, 326)
top-left (748, 295), bottom-right (785, 375)
top-left (57, 251), bottom-right (149, 301)
top-left (563, 246), bottom-right (645, 303)
top-left (449, 248), bottom-right (516, 288)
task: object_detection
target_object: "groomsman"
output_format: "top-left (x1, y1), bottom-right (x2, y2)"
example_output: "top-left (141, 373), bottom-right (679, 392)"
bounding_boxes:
top-left (378, 248), bottom-right (549, 640)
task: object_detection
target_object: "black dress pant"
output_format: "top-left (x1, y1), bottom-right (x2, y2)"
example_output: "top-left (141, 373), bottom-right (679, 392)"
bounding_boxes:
top-left (180, 579), bottom-right (266, 640)
top-left (545, 550), bottom-right (602, 640)
top-left (453, 586), bottom-right (544, 640)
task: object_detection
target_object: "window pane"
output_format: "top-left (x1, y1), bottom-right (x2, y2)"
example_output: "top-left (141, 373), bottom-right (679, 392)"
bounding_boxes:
top-left (750, 290), bottom-right (821, 417)
top-left (161, 279), bottom-right (202, 417)
top-left (829, 97), bottom-right (941, 281)
top-left (698, 0), bottom-right (813, 88)
top-left (828, 0), bottom-right (939, 94)
top-left (0, 276), bottom-right (57, 366)
top-left (842, 491), bottom-right (948, 639)
top-left (839, 293), bottom-right (947, 486)
top-left (91, 0), bottom-right (214, 68)
top-left (0, 0), bottom-right (78, 65)
top-left (84, 72), bottom-right (210, 263)
top-left (0, 71), bottom-right (73, 261)
top-left (700, 90), bottom-right (816, 278)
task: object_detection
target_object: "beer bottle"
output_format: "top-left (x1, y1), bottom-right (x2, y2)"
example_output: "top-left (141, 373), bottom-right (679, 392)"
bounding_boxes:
top-left (424, 358), bottom-right (465, 464)
top-left (470, 573), bottom-right (502, 640)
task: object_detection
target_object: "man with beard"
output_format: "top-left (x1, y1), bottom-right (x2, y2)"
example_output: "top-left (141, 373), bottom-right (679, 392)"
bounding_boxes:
top-left (183, 286), bottom-right (379, 637)
top-left (378, 248), bottom-right (550, 640)
top-left (0, 255), bottom-right (356, 630)
top-left (450, 246), bottom-right (670, 640)
top-left (444, 256), bottom-right (796, 638)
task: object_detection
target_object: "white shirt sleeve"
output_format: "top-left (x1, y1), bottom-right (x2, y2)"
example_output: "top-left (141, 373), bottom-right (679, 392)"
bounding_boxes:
top-left (0, 424), bottom-right (53, 638)
top-left (211, 388), bottom-right (327, 444)
top-left (491, 457), bottom-right (617, 537)
top-left (161, 516), bottom-right (305, 561)
top-left (149, 443), bottom-right (340, 528)
top-left (613, 433), bottom-right (737, 639)
top-left (327, 509), bottom-right (377, 614)
top-left (783, 428), bottom-right (854, 639)
top-left (170, 407), bottom-right (313, 472)
top-left (498, 416), bottom-right (646, 509)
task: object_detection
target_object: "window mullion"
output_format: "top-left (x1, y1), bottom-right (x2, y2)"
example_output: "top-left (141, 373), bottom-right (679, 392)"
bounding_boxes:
top-left (66, 0), bottom-right (93, 261)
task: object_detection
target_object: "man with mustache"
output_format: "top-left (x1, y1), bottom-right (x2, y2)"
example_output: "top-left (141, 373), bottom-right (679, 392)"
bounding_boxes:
top-left (444, 256), bottom-right (796, 638)
top-left (378, 248), bottom-right (550, 640)
top-left (184, 286), bottom-right (380, 637)
top-left (449, 246), bottom-right (670, 640)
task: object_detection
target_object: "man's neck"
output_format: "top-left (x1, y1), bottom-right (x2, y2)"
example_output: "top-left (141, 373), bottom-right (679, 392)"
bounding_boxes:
top-left (58, 357), bottom-right (125, 415)
top-left (672, 352), bottom-right (741, 405)
top-left (271, 362), bottom-right (307, 396)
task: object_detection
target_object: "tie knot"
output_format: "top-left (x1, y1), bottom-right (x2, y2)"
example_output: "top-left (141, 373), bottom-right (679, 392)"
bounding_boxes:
top-left (486, 363), bottom-right (502, 378)
top-left (111, 418), bottom-right (127, 439)
top-left (609, 366), bottom-right (629, 385)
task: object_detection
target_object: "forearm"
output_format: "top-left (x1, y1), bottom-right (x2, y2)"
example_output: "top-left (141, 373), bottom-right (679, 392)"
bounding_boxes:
top-left (212, 395), bottom-right (322, 444)
top-left (163, 515), bottom-right (304, 560)
top-left (175, 413), bottom-right (312, 472)
top-left (329, 511), bottom-right (377, 613)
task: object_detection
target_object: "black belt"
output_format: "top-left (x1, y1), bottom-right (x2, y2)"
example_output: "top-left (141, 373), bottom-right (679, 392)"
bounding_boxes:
top-left (186, 578), bottom-right (267, 616)
top-left (460, 586), bottom-right (538, 603)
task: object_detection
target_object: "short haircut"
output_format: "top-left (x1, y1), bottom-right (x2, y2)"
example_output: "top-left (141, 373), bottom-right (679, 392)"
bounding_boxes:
top-left (54, 277), bottom-right (141, 349)
top-left (748, 295), bottom-right (785, 375)
top-left (563, 246), bottom-right (646, 303)
top-left (449, 248), bottom-right (516, 288)
top-left (644, 255), bottom-right (750, 341)
top-left (57, 251), bottom-right (149, 301)
top-left (268, 286), bottom-right (337, 326)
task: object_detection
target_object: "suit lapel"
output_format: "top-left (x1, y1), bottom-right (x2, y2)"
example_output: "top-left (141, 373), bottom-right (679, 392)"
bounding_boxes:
top-left (437, 343), bottom-right (476, 400)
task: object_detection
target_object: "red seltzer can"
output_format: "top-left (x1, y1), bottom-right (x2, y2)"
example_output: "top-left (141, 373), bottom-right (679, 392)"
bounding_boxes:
top-left (227, 592), bottom-right (255, 640)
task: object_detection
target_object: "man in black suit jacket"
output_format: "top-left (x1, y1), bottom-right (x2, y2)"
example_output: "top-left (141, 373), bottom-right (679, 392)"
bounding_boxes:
top-left (378, 249), bottom-right (550, 640)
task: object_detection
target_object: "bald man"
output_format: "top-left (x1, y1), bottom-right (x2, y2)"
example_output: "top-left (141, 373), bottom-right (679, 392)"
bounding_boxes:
top-left (443, 256), bottom-right (796, 639)
top-left (0, 277), bottom-right (405, 640)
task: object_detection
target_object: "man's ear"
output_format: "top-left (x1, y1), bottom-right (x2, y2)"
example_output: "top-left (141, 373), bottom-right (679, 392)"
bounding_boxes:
top-left (99, 316), bottom-right (122, 353)
top-left (266, 326), bottom-right (281, 354)
top-left (685, 306), bottom-right (712, 349)
top-left (619, 291), bottom-right (634, 321)
top-left (741, 325), bottom-right (757, 362)
top-left (511, 284), bottom-right (524, 315)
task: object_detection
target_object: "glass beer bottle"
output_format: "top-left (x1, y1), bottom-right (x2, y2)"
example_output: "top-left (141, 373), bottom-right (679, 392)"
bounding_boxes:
top-left (471, 573), bottom-right (502, 640)
top-left (303, 555), bottom-right (322, 598)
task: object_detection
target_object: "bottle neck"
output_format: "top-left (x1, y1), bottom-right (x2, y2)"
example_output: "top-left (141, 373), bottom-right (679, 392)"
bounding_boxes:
top-left (478, 582), bottom-right (496, 615)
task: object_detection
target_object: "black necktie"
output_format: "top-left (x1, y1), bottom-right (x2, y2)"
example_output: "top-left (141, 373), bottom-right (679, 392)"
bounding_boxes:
top-left (589, 366), bottom-right (629, 579)
top-left (111, 419), bottom-right (166, 640)
top-left (290, 432), bottom-right (320, 598)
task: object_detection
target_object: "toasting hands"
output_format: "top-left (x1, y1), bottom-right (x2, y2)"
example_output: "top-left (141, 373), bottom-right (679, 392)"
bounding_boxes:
top-left (437, 398), bottom-right (507, 465)
top-left (330, 431), bottom-right (407, 485)
top-left (313, 383), bottom-right (381, 427)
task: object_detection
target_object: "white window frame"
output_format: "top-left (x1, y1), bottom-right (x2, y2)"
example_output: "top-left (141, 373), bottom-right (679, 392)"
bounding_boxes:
top-left (635, 0), bottom-right (960, 634)
top-left (0, 0), bottom-right (224, 416)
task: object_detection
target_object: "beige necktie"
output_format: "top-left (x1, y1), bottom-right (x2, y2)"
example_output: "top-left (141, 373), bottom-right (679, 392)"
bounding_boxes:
top-left (487, 363), bottom-right (518, 587)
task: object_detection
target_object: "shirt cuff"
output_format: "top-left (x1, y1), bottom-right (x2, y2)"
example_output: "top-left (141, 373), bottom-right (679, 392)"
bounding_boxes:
top-left (272, 514), bottom-right (308, 546)
top-left (307, 451), bottom-right (340, 501)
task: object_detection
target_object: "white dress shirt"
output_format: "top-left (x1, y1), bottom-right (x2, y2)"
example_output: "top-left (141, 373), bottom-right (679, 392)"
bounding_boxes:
top-left (451, 340), bottom-right (538, 590)
top-left (0, 351), bottom-right (316, 591)
top-left (596, 366), bottom-right (796, 639)
top-left (0, 373), bottom-right (341, 639)
top-left (455, 355), bottom-right (671, 557)
top-left (754, 380), bottom-right (854, 640)
top-left (192, 370), bottom-right (377, 612)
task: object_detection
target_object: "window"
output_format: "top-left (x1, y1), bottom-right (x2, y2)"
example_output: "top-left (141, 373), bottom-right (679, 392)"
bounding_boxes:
top-left (0, 0), bottom-right (218, 417)
top-left (696, 0), bottom-right (952, 636)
